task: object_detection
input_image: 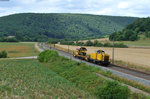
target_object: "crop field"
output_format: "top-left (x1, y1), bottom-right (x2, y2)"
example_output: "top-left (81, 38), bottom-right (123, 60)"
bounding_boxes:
top-left (55, 44), bottom-right (150, 72)
top-left (0, 42), bottom-right (38, 57)
top-left (0, 59), bottom-right (93, 99)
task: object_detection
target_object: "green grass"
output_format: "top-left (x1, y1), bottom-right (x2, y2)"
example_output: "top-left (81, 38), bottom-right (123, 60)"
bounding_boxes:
top-left (0, 42), bottom-right (38, 57)
top-left (122, 39), bottom-right (150, 47)
top-left (92, 37), bottom-right (150, 47)
top-left (41, 53), bottom-right (150, 99)
top-left (43, 58), bottom-right (107, 95)
top-left (122, 34), bottom-right (150, 47)
top-left (0, 59), bottom-right (93, 99)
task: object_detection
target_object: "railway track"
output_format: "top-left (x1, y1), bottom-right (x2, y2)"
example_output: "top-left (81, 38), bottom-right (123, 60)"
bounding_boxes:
top-left (108, 64), bottom-right (150, 81)
top-left (40, 43), bottom-right (150, 86)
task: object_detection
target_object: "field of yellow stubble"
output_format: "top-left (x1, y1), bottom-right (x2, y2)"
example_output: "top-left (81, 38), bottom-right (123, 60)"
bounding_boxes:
top-left (0, 43), bottom-right (37, 57)
top-left (55, 44), bottom-right (150, 69)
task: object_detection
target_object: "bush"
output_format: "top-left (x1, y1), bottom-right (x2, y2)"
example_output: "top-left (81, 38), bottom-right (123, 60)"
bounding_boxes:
top-left (60, 41), bottom-right (75, 45)
top-left (84, 40), bottom-right (93, 46)
top-left (95, 42), bottom-right (103, 47)
top-left (93, 40), bottom-right (99, 46)
top-left (48, 38), bottom-right (58, 44)
top-left (103, 42), bottom-right (112, 47)
top-left (96, 81), bottom-right (130, 99)
top-left (75, 42), bottom-right (84, 46)
top-left (0, 50), bottom-right (7, 58)
top-left (114, 43), bottom-right (128, 48)
top-left (38, 50), bottom-right (59, 62)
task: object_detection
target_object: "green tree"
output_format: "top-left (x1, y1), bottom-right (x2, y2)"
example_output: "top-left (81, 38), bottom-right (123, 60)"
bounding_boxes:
top-left (96, 81), bottom-right (130, 99)
top-left (93, 40), bottom-right (99, 46)
top-left (0, 50), bottom-right (7, 58)
top-left (84, 40), bottom-right (93, 46)
top-left (38, 50), bottom-right (58, 62)
top-left (48, 38), bottom-right (58, 44)
top-left (146, 31), bottom-right (150, 38)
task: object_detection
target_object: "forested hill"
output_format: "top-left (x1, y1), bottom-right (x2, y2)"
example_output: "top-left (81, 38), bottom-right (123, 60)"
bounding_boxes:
top-left (109, 18), bottom-right (150, 41)
top-left (0, 13), bottom-right (138, 41)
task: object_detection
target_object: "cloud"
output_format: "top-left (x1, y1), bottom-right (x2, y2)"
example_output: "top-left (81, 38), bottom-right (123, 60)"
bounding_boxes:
top-left (118, 2), bottom-right (130, 9)
top-left (0, 0), bottom-right (149, 17)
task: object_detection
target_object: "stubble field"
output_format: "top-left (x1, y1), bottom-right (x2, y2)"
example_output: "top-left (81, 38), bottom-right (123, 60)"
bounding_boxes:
top-left (0, 42), bottom-right (38, 57)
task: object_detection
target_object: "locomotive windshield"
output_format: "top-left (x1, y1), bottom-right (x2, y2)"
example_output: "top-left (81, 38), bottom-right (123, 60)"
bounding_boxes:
top-left (96, 50), bottom-right (105, 54)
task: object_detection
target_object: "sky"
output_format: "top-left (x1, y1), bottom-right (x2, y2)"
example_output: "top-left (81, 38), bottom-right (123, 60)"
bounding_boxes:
top-left (0, 0), bottom-right (150, 17)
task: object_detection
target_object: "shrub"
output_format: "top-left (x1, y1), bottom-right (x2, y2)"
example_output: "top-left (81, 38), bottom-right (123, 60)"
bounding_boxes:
top-left (95, 42), bottom-right (103, 47)
top-left (38, 50), bottom-right (59, 62)
top-left (114, 43), bottom-right (128, 48)
top-left (48, 38), bottom-right (59, 44)
top-left (96, 81), bottom-right (130, 99)
top-left (84, 40), bottom-right (93, 46)
top-left (60, 41), bottom-right (75, 45)
top-left (93, 40), bottom-right (99, 46)
top-left (0, 50), bottom-right (7, 58)
top-left (75, 42), bottom-right (84, 46)
top-left (103, 42), bottom-right (112, 47)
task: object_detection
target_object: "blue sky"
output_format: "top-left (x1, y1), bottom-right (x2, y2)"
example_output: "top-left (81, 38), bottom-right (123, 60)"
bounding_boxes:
top-left (0, 0), bottom-right (150, 17)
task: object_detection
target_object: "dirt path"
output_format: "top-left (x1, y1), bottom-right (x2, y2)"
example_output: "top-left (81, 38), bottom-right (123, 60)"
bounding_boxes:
top-left (0, 56), bottom-right (37, 60)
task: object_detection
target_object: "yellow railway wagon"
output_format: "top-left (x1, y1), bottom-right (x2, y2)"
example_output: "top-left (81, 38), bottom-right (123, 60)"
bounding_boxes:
top-left (73, 47), bottom-right (110, 66)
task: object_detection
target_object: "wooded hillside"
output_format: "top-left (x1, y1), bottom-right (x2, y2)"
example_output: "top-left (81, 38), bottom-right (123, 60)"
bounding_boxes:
top-left (0, 13), bottom-right (137, 41)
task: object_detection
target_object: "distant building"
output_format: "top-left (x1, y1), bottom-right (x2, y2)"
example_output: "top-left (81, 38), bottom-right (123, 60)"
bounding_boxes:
top-left (7, 36), bottom-right (15, 38)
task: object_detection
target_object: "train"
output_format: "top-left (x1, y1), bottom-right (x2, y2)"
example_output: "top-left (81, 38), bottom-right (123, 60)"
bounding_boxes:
top-left (73, 47), bottom-right (110, 66)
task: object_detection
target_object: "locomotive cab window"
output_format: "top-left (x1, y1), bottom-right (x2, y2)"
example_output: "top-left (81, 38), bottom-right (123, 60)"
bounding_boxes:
top-left (97, 50), bottom-right (105, 54)
top-left (102, 51), bottom-right (105, 54)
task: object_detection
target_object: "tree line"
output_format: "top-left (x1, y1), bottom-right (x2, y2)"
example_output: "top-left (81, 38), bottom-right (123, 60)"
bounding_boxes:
top-left (48, 38), bottom-right (128, 48)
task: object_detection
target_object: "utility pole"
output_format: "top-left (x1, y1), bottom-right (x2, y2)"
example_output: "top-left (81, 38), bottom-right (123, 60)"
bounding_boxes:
top-left (112, 28), bottom-right (116, 64)
top-left (112, 38), bottom-right (114, 64)
top-left (68, 45), bottom-right (69, 53)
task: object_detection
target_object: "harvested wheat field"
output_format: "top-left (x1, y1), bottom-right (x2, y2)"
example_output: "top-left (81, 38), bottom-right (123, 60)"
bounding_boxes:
top-left (55, 44), bottom-right (150, 70)
top-left (0, 42), bottom-right (37, 57)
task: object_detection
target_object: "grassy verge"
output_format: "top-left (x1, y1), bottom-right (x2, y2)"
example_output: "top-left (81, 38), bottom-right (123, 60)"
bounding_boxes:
top-left (40, 50), bottom-right (150, 98)
top-left (0, 42), bottom-right (38, 57)
top-left (0, 59), bottom-right (93, 98)
top-left (96, 70), bottom-right (150, 93)
top-left (122, 39), bottom-right (150, 47)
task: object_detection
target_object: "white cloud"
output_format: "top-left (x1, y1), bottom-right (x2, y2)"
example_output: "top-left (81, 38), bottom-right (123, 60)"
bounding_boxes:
top-left (0, 0), bottom-right (150, 17)
top-left (118, 2), bottom-right (130, 9)
top-left (18, 0), bottom-right (36, 4)
top-left (93, 8), bottom-right (114, 15)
